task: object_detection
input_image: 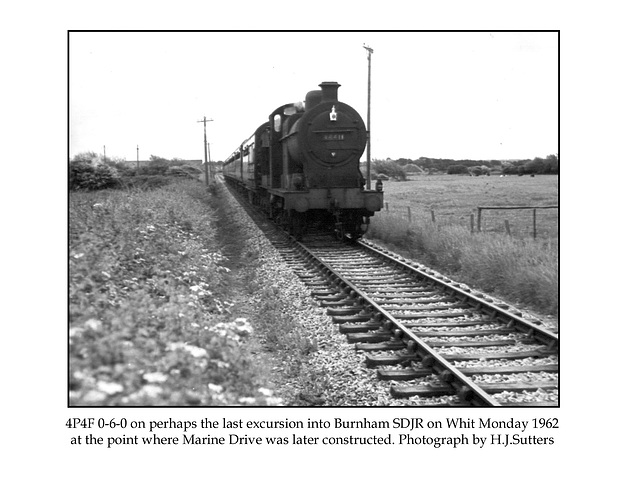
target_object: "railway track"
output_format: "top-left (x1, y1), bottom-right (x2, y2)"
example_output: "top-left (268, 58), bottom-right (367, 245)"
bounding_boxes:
top-left (282, 234), bottom-right (558, 406)
top-left (223, 179), bottom-right (559, 406)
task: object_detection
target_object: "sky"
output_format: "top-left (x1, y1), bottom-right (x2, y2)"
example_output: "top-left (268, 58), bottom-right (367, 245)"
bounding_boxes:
top-left (69, 31), bottom-right (558, 163)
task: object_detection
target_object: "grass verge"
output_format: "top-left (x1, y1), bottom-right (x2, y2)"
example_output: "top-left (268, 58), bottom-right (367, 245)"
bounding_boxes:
top-left (69, 180), bottom-right (279, 405)
top-left (366, 210), bottom-right (558, 317)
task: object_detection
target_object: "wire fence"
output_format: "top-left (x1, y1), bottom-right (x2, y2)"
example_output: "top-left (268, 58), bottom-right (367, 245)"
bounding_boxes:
top-left (382, 203), bottom-right (559, 240)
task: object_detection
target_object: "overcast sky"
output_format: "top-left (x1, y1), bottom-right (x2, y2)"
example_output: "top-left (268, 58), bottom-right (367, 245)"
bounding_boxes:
top-left (70, 31), bottom-right (558, 163)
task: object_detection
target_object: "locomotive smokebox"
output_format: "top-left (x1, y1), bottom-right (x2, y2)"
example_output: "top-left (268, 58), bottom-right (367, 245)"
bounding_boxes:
top-left (285, 80), bottom-right (366, 186)
top-left (319, 81), bottom-right (341, 102)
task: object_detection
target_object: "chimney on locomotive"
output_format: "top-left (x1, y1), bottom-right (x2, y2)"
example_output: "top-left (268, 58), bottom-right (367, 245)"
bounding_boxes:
top-left (319, 81), bottom-right (341, 102)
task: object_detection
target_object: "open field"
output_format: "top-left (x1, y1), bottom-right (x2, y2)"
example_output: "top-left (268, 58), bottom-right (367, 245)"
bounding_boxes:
top-left (377, 173), bottom-right (558, 240)
top-left (366, 174), bottom-right (559, 318)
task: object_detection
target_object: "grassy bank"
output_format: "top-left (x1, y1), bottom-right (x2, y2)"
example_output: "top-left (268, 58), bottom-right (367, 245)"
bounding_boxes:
top-left (69, 180), bottom-right (279, 405)
top-left (366, 175), bottom-right (558, 317)
top-left (367, 210), bottom-right (558, 317)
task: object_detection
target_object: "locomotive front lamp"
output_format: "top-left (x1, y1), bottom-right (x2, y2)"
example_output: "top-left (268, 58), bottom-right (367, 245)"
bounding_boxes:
top-left (330, 105), bottom-right (337, 121)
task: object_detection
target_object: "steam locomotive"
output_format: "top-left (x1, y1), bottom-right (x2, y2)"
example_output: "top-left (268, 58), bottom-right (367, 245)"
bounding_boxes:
top-left (222, 82), bottom-right (383, 240)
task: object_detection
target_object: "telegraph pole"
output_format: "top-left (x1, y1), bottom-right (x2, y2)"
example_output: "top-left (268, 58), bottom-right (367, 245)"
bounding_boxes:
top-left (103, 145), bottom-right (107, 164)
top-left (363, 44), bottom-right (373, 189)
top-left (197, 116), bottom-right (214, 185)
top-left (136, 145), bottom-right (139, 173)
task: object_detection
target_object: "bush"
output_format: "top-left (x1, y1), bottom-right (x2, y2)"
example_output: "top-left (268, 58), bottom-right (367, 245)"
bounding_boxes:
top-left (69, 161), bottom-right (120, 191)
top-left (447, 164), bottom-right (468, 175)
top-left (167, 165), bottom-right (203, 179)
top-left (138, 164), bottom-right (168, 176)
top-left (372, 160), bottom-right (407, 181)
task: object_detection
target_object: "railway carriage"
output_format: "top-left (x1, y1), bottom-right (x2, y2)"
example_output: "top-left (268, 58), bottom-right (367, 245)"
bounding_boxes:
top-left (223, 82), bottom-right (383, 239)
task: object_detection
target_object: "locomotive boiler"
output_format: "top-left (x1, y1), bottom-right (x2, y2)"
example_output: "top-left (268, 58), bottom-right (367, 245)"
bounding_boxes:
top-left (223, 81), bottom-right (383, 240)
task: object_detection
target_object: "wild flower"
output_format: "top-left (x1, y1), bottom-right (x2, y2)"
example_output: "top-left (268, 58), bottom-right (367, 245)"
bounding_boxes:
top-left (167, 342), bottom-right (208, 359)
top-left (85, 318), bottom-right (102, 331)
top-left (129, 385), bottom-right (163, 400)
top-left (143, 372), bottom-right (168, 383)
top-left (208, 383), bottom-right (224, 394)
top-left (97, 381), bottom-right (124, 395)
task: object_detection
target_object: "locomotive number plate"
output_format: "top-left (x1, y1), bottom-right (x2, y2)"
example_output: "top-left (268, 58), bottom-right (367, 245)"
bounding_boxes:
top-left (322, 133), bottom-right (346, 141)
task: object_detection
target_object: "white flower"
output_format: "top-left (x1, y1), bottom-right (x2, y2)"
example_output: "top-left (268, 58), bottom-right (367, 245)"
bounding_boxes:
top-left (85, 318), bottom-right (102, 331)
top-left (96, 381), bottom-right (124, 395)
top-left (139, 385), bottom-right (163, 399)
top-left (233, 318), bottom-right (253, 337)
top-left (258, 387), bottom-right (273, 397)
top-left (167, 342), bottom-right (208, 359)
top-left (185, 345), bottom-right (207, 358)
top-left (208, 383), bottom-right (224, 394)
top-left (83, 390), bottom-right (107, 403)
top-left (143, 372), bottom-right (168, 383)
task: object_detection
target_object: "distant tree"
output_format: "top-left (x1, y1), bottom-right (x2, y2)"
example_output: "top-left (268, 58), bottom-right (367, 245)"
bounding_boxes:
top-left (372, 160), bottom-right (407, 181)
top-left (545, 154), bottom-right (559, 173)
top-left (447, 164), bottom-right (468, 175)
top-left (524, 158), bottom-right (546, 174)
top-left (502, 160), bottom-right (527, 175)
top-left (142, 155), bottom-right (172, 175)
top-left (72, 151), bottom-right (101, 166)
top-left (468, 165), bottom-right (491, 176)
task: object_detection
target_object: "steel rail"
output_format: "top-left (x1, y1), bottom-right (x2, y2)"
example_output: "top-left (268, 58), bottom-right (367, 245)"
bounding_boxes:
top-left (294, 238), bottom-right (503, 406)
top-left (358, 240), bottom-right (559, 350)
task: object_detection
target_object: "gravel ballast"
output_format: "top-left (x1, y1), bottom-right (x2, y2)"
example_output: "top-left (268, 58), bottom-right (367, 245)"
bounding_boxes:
top-left (218, 180), bottom-right (557, 407)
top-left (217, 181), bottom-right (463, 406)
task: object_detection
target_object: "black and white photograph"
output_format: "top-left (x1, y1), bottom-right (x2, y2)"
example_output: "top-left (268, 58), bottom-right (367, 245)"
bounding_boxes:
top-left (68, 31), bottom-right (559, 408)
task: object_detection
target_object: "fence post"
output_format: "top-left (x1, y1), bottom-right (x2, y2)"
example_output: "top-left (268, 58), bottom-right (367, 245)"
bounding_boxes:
top-left (533, 208), bottom-right (537, 239)
top-left (407, 206), bottom-right (412, 222)
top-left (477, 208), bottom-right (482, 232)
top-left (385, 202), bottom-right (389, 211)
top-left (504, 220), bottom-right (511, 236)
top-left (470, 213), bottom-right (475, 233)
top-left (431, 209), bottom-right (436, 224)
